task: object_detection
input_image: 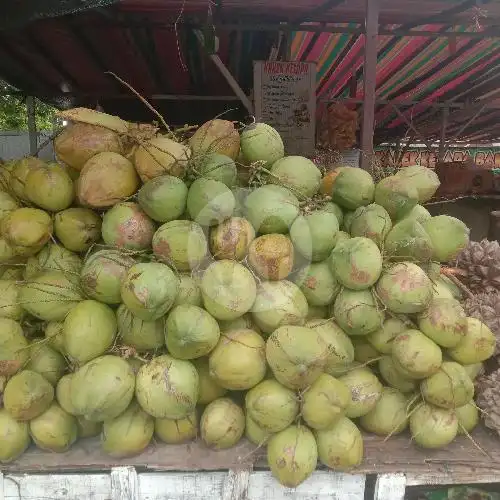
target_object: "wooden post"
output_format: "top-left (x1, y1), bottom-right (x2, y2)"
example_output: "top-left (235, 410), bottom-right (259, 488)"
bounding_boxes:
top-left (360, 0), bottom-right (379, 170)
top-left (439, 106), bottom-right (449, 161)
top-left (26, 96), bottom-right (37, 156)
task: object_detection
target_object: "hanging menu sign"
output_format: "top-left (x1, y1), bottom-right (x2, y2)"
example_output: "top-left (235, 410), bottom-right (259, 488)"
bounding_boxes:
top-left (254, 61), bottom-right (316, 156)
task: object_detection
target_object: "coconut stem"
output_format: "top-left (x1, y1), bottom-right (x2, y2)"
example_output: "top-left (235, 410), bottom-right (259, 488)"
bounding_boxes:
top-left (441, 268), bottom-right (474, 299)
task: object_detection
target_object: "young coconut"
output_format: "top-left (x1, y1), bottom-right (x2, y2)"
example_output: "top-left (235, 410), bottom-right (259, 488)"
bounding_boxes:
top-left (374, 175), bottom-right (418, 220)
top-left (56, 374), bottom-right (77, 415)
top-left (152, 220), bottom-right (208, 272)
top-left (410, 403), bottom-right (458, 449)
top-left (9, 156), bottom-right (47, 201)
top-left (462, 362), bottom-right (484, 381)
top-left (77, 417), bottom-right (102, 439)
top-left (0, 237), bottom-right (16, 264)
top-left (101, 401), bottom-right (154, 458)
top-left (121, 263), bottom-right (179, 321)
top-left (384, 219), bottom-right (434, 263)
top-left (266, 325), bottom-right (329, 390)
top-left (329, 237), bottom-right (382, 290)
top-left (240, 122), bottom-right (284, 165)
top-left (54, 207), bottom-right (102, 253)
top-left (421, 361), bottom-right (474, 409)
top-left (102, 202), bottom-right (156, 250)
top-left (378, 356), bottom-right (417, 393)
top-left (423, 215), bottom-right (470, 262)
top-left (324, 201), bottom-right (344, 226)
top-left (447, 317), bottom-right (496, 364)
top-left (135, 354), bottom-right (199, 419)
top-left (80, 249), bottom-right (135, 304)
top-left (77, 152), bottom-right (140, 208)
top-left (359, 387), bottom-right (408, 436)
top-left (395, 165), bottom-right (440, 203)
top-left (248, 234), bottom-right (294, 280)
top-left (398, 204), bottom-right (432, 224)
top-left (29, 402), bottom-right (78, 453)
top-left (166, 304), bottom-right (220, 360)
top-left (314, 416), bottom-right (363, 471)
top-left (196, 153), bottom-right (238, 187)
top-left (27, 342), bottom-right (66, 386)
top-left (455, 402), bottom-right (479, 435)
top-left (0, 318), bottom-right (29, 376)
top-left (210, 217), bottom-right (255, 261)
top-left (200, 398), bottom-right (245, 449)
top-left (349, 203), bottom-right (392, 247)
top-left (246, 413), bottom-right (273, 446)
top-left (244, 185), bottom-right (300, 234)
top-left (294, 260), bottom-right (341, 307)
top-left (269, 155), bottom-right (322, 198)
top-left (25, 243), bottom-right (82, 281)
top-left (209, 329), bottom-right (266, 390)
top-left (117, 304), bottom-right (165, 351)
top-left (193, 357), bottom-right (227, 404)
top-left (0, 408), bottom-right (30, 463)
top-left (301, 373), bottom-right (351, 430)
top-left (0, 280), bottom-right (23, 321)
top-left (338, 367), bottom-right (383, 418)
top-left (245, 379), bottom-right (299, 432)
top-left (189, 119), bottom-right (240, 160)
top-left (251, 280), bottom-right (308, 334)
top-left (155, 411), bottom-right (198, 444)
top-left (3, 370), bottom-right (54, 420)
top-left (172, 274), bottom-right (202, 308)
top-left (353, 337), bottom-right (380, 364)
top-left (201, 260), bottom-right (257, 321)
top-left (376, 262), bottom-right (433, 314)
top-left (391, 330), bottom-right (442, 379)
top-left (44, 321), bottom-right (66, 354)
top-left (367, 317), bottom-right (408, 354)
top-left (70, 355), bottom-right (135, 422)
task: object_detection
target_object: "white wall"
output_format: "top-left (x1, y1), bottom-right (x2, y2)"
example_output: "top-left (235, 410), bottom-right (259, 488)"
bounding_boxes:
top-left (0, 131), bottom-right (55, 162)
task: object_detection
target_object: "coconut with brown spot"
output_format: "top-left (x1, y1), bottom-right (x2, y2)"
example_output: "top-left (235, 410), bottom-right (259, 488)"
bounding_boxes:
top-left (248, 234), bottom-right (293, 281)
top-left (209, 217), bottom-right (255, 261)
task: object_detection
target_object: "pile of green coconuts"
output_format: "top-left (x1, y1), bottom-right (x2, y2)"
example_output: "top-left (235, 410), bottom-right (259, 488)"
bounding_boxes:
top-left (0, 107), bottom-right (495, 488)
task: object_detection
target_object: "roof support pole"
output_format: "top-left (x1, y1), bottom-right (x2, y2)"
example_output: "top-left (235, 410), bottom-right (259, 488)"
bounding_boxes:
top-left (439, 106), bottom-right (449, 161)
top-left (26, 96), bottom-right (37, 156)
top-left (360, 0), bottom-right (379, 170)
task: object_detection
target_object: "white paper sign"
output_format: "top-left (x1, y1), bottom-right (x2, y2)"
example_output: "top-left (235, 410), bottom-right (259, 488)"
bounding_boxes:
top-left (253, 61), bottom-right (316, 156)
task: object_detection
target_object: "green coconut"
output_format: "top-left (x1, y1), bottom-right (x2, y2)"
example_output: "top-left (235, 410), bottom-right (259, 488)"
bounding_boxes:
top-left (44, 321), bottom-right (66, 354)
top-left (135, 354), bottom-right (198, 419)
top-left (0, 408), bottom-right (30, 463)
top-left (244, 184), bottom-right (300, 234)
top-left (186, 178), bottom-right (235, 227)
top-left (201, 260), bottom-right (257, 321)
top-left (456, 402), bottom-right (479, 435)
top-left (19, 270), bottom-right (83, 321)
top-left (25, 243), bottom-right (82, 281)
top-left (117, 304), bottom-right (165, 351)
top-left (193, 357), bottom-right (227, 404)
top-left (80, 249), bottom-right (135, 304)
top-left (0, 190), bottom-right (19, 223)
top-left (64, 300), bottom-right (117, 365)
top-left (321, 167), bottom-right (375, 210)
top-left (155, 411), bottom-right (198, 444)
top-left (71, 355), bottom-right (135, 421)
top-left (0, 280), bottom-right (23, 320)
top-left (166, 304), bottom-right (220, 360)
top-left (200, 397), bottom-right (245, 449)
top-left (294, 260), bottom-right (341, 307)
top-left (121, 262), bottom-right (179, 320)
top-left (306, 319), bottom-right (355, 375)
top-left (302, 373), bottom-right (351, 430)
top-left (392, 329), bottom-right (443, 379)
top-left (367, 317), bottom-right (408, 354)
top-left (421, 361), bottom-right (474, 409)
top-left (210, 217), bottom-right (255, 262)
top-left (342, 211), bottom-right (355, 232)
top-left (171, 274), bottom-right (201, 308)
top-left (77, 152), bottom-right (140, 208)
top-left (290, 210), bottom-right (339, 262)
top-left (397, 204), bottom-right (432, 224)
top-left (134, 136), bottom-right (190, 182)
top-left (138, 175), bottom-right (188, 223)
top-left (376, 262), bottom-right (433, 314)
top-left (353, 337), bottom-right (380, 364)
top-left (77, 417), bottom-right (102, 438)
top-left (245, 379), bottom-right (299, 432)
top-left (10, 156), bottom-right (47, 201)
top-left (4, 370), bottom-right (54, 420)
top-left (384, 219), bottom-right (434, 262)
top-left (410, 403), bottom-right (458, 449)
top-left (101, 401), bottom-right (154, 458)
top-left (248, 234), bottom-right (294, 280)
top-left (218, 313), bottom-right (260, 333)
top-left (423, 216), bottom-right (470, 262)
top-left (101, 202), bottom-right (155, 250)
top-left (2, 207), bottom-right (52, 256)
top-left (27, 342), bottom-right (66, 386)
top-left (266, 325), bottom-right (328, 389)
top-left (378, 355), bottom-right (418, 393)
top-left (246, 413), bottom-right (273, 445)
top-left (314, 416), bottom-right (363, 471)
top-left (0, 318), bottom-right (29, 376)
top-left (56, 374), bottom-right (76, 415)
top-left (189, 119), bottom-right (240, 160)
top-left (434, 275), bottom-right (462, 301)
top-left (329, 237), bottom-right (382, 290)
top-left (395, 165), bottom-right (440, 203)
top-left (54, 208), bottom-right (102, 253)
top-left (29, 402), bottom-right (77, 452)
top-left (0, 159), bottom-right (17, 192)
top-left (447, 317), bottom-right (496, 364)
top-left (240, 122), bottom-right (284, 165)
top-left (374, 175), bottom-right (419, 220)
top-left (339, 367), bottom-right (383, 418)
top-left (323, 201), bottom-right (344, 226)
top-left (462, 362), bottom-right (484, 381)
top-left (268, 425), bottom-right (317, 488)
top-left (417, 298), bottom-right (467, 348)
top-left (251, 280), bottom-right (308, 334)
top-left (0, 237), bottom-right (16, 263)
top-left (196, 153), bottom-right (237, 187)
top-left (25, 162), bottom-right (74, 212)
top-left (349, 203), bottom-right (392, 247)
top-left (209, 329), bottom-right (266, 390)
top-left (269, 155), bottom-right (322, 197)
top-left (333, 288), bottom-right (384, 336)
top-left (152, 220), bottom-right (207, 271)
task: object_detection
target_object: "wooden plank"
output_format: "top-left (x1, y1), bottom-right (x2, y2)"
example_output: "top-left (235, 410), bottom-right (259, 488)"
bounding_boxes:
top-left (374, 474), bottom-right (406, 500)
top-left (0, 472), bottom-right (4, 500)
top-left (222, 470), bottom-right (250, 500)
top-left (111, 467), bottom-right (138, 500)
